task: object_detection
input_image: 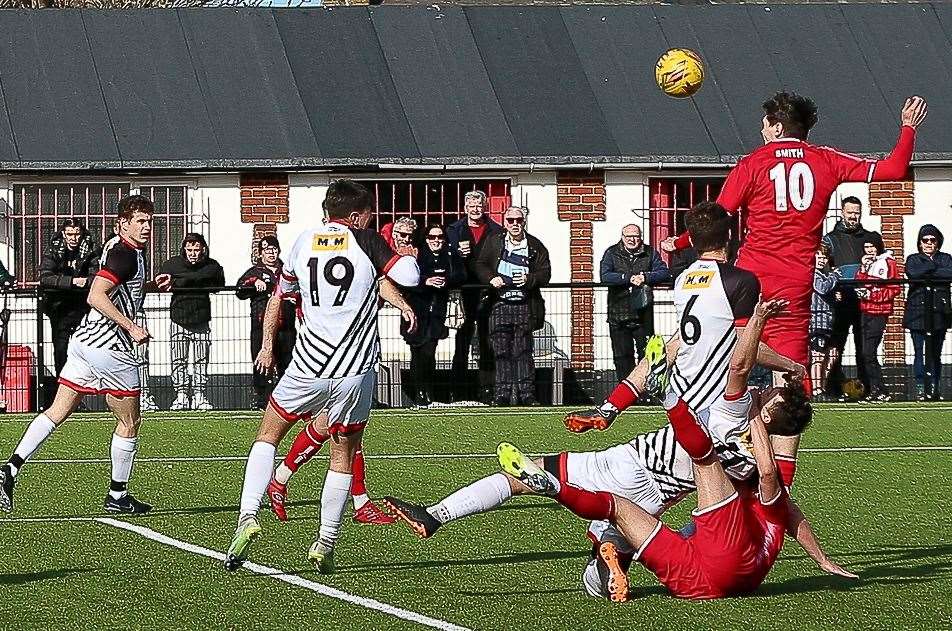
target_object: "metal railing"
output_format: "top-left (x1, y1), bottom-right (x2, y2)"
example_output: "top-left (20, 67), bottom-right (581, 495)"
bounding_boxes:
top-left (0, 278), bottom-right (947, 413)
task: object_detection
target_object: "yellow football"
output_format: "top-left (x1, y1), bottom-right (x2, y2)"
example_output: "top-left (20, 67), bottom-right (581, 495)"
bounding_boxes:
top-left (655, 48), bottom-right (705, 99)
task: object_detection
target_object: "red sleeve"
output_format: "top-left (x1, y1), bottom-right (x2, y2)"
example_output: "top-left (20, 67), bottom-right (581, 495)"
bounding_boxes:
top-left (673, 231), bottom-right (692, 250)
top-left (776, 456), bottom-right (797, 489)
top-left (870, 126), bottom-right (916, 182)
top-left (715, 159), bottom-right (750, 213)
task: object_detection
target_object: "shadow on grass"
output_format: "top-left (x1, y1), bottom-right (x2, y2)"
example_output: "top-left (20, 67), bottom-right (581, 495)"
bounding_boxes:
top-left (764, 542), bottom-right (952, 595)
top-left (324, 549), bottom-right (591, 575)
top-left (0, 568), bottom-right (97, 585)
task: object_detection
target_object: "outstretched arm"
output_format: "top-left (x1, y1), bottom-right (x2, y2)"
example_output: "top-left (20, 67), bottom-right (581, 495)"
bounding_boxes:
top-left (379, 276), bottom-right (416, 334)
top-left (725, 299), bottom-right (788, 397)
top-left (786, 497), bottom-right (859, 579)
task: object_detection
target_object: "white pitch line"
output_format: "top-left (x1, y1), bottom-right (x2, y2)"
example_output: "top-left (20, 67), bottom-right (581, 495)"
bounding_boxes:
top-left (23, 445), bottom-right (952, 466)
top-left (95, 518), bottom-right (470, 631)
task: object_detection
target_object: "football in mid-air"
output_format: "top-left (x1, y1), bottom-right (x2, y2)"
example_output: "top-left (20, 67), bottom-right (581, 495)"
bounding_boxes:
top-left (655, 48), bottom-right (705, 99)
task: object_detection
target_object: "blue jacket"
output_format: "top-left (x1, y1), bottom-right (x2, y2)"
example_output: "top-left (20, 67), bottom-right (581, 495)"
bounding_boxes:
top-left (600, 241), bottom-right (670, 325)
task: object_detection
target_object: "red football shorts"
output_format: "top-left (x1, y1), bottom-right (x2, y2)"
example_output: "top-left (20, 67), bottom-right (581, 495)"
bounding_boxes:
top-left (637, 492), bottom-right (782, 599)
top-left (737, 267), bottom-right (812, 391)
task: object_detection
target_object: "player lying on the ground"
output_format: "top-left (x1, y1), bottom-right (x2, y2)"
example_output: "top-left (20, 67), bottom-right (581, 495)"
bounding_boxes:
top-left (225, 180), bottom-right (419, 574)
top-left (0, 195), bottom-right (172, 515)
top-left (661, 93), bottom-right (927, 392)
top-left (498, 300), bottom-right (854, 601)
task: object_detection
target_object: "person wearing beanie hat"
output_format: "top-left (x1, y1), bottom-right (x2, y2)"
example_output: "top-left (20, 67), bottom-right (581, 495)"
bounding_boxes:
top-left (237, 236), bottom-right (297, 409)
top-left (904, 224), bottom-right (952, 400)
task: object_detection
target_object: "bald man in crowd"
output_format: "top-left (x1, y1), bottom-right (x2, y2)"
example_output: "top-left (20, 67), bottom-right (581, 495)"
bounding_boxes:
top-left (600, 225), bottom-right (671, 382)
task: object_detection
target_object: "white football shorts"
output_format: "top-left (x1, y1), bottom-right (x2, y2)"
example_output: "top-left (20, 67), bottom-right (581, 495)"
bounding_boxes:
top-left (270, 369), bottom-right (375, 435)
top-left (58, 338), bottom-right (141, 397)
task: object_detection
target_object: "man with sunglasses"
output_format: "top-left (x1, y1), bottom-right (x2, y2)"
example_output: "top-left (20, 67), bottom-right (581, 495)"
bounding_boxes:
top-left (475, 207), bottom-right (550, 406)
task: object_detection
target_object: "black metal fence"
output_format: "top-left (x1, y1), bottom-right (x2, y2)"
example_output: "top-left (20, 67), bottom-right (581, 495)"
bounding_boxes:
top-left (0, 278), bottom-right (948, 413)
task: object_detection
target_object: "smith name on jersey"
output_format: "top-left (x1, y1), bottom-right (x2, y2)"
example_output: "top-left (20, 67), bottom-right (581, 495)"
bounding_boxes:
top-left (668, 258), bottom-right (760, 413)
top-left (278, 221), bottom-right (418, 380)
top-left (72, 235), bottom-right (146, 353)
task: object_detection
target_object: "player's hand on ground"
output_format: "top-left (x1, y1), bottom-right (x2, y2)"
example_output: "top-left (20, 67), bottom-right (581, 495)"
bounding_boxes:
top-left (818, 559), bottom-right (859, 580)
top-left (660, 236), bottom-right (676, 253)
top-left (901, 96), bottom-right (927, 129)
top-left (154, 273), bottom-right (173, 292)
top-left (755, 298), bottom-right (788, 320)
top-left (401, 307), bottom-right (417, 334)
top-left (255, 348), bottom-right (276, 374)
top-left (129, 323), bottom-right (151, 345)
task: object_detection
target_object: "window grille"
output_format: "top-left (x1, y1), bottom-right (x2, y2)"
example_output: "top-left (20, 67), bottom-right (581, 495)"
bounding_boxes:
top-left (358, 179), bottom-right (511, 233)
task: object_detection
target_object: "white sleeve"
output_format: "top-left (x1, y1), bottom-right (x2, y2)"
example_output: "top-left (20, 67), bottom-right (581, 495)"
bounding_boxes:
top-left (277, 238), bottom-right (302, 296)
top-left (385, 255), bottom-right (421, 287)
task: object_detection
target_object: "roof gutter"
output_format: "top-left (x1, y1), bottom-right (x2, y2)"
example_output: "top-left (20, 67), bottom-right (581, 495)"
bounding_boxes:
top-left (376, 161), bottom-right (736, 171)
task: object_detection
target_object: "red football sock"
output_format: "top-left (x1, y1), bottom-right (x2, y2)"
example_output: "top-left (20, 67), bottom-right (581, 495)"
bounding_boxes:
top-left (666, 398), bottom-right (714, 461)
top-left (282, 424), bottom-right (328, 473)
top-left (605, 379), bottom-right (640, 412)
top-left (350, 446), bottom-right (367, 497)
top-left (556, 484), bottom-right (615, 521)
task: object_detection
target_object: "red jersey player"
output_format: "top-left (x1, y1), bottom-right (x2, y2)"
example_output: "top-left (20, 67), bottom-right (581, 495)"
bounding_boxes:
top-left (663, 93), bottom-right (928, 387)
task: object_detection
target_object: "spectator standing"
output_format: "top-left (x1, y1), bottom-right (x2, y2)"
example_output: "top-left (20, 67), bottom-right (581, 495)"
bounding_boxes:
top-left (160, 233), bottom-right (225, 411)
top-left (475, 207), bottom-right (550, 406)
top-left (855, 241), bottom-right (900, 402)
top-left (447, 191), bottom-right (503, 402)
top-left (600, 224), bottom-right (670, 381)
top-left (401, 224), bottom-right (466, 406)
top-left (237, 236), bottom-right (297, 410)
top-left (904, 224), bottom-right (952, 401)
top-left (810, 247), bottom-right (841, 399)
top-left (38, 220), bottom-right (98, 375)
top-left (822, 197), bottom-right (884, 399)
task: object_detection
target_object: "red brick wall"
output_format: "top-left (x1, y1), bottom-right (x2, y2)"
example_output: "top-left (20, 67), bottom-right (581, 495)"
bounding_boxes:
top-left (240, 173), bottom-right (289, 224)
top-left (869, 181), bottom-right (914, 364)
top-left (557, 172), bottom-right (605, 370)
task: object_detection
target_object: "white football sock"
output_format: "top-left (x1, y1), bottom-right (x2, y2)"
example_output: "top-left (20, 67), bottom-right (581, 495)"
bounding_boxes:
top-left (238, 441), bottom-right (277, 521)
top-left (352, 493), bottom-right (369, 510)
top-left (427, 473), bottom-right (512, 524)
top-left (9, 414), bottom-right (57, 477)
top-left (318, 470), bottom-right (353, 545)
top-left (108, 434), bottom-right (138, 499)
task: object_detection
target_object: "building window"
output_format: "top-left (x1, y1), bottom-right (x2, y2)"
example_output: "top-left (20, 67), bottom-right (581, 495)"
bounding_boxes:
top-left (10, 182), bottom-right (191, 284)
top-left (358, 179), bottom-right (511, 233)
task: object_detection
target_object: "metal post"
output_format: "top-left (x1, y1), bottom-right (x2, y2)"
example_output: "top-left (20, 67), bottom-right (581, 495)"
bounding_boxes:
top-left (35, 288), bottom-right (46, 412)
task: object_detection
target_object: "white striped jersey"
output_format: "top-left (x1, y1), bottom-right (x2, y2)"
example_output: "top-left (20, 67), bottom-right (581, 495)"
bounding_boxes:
top-left (627, 420), bottom-right (757, 503)
top-left (71, 235), bottom-right (145, 353)
top-left (279, 221), bottom-right (399, 379)
top-left (668, 258), bottom-right (759, 413)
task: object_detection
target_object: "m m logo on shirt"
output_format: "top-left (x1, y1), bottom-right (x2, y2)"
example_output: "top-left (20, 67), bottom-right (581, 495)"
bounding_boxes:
top-left (682, 271), bottom-right (714, 290)
top-left (312, 234), bottom-right (348, 251)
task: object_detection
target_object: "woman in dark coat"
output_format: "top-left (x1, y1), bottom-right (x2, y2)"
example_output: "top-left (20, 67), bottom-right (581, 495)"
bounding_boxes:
top-left (236, 236), bottom-right (298, 409)
top-left (904, 224), bottom-right (952, 401)
top-left (402, 224), bottom-right (466, 406)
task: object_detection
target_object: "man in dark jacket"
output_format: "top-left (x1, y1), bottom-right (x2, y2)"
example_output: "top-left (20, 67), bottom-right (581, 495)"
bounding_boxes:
top-left (160, 233), bottom-right (225, 411)
top-left (821, 197), bottom-right (884, 399)
top-left (475, 206), bottom-right (551, 406)
top-left (236, 236), bottom-right (297, 410)
top-left (38, 220), bottom-right (99, 375)
top-left (905, 224), bottom-right (952, 400)
top-left (446, 190), bottom-right (503, 402)
top-left (600, 224), bottom-right (671, 382)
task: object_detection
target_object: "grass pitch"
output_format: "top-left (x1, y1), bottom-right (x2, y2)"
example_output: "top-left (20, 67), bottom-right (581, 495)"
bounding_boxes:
top-left (0, 404), bottom-right (950, 630)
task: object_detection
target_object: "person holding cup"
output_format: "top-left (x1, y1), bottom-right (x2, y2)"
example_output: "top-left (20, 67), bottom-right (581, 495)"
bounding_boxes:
top-left (475, 206), bottom-right (551, 406)
top-left (446, 190), bottom-right (503, 402)
top-left (401, 224), bottom-right (466, 407)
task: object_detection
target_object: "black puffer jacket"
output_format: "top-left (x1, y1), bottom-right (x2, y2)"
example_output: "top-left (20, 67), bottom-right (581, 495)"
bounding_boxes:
top-left (822, 220), bottom-right (885, 268)
top-left (904, 224), bottom-right (952, 331)
top-left (236, 261), bottom-right (296, 332)
top-left (38, 227), bottom-right (99, 318)
top-left (160, 234), bottom-right (226, 331)
top-left (401, 246), bottom-right (466, 346)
